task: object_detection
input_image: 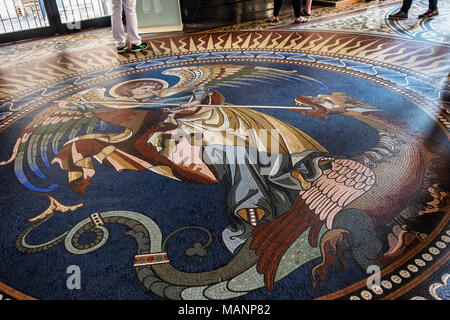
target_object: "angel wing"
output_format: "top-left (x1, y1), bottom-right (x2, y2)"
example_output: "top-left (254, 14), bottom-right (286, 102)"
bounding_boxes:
top-left (1, 101), bottom-right (105, 193)
top-left (298, 158), bottom-right (376, 229)
top-left (161, 64), bottom-right (328, 91)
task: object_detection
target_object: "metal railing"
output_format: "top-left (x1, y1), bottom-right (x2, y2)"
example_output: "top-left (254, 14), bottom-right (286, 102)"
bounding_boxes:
top-left (0, 0), bottom-right (49, 33)
top-left (0, 0), bottom-right (112, 34)
top-left (57, 0), bottom-right (111, 24)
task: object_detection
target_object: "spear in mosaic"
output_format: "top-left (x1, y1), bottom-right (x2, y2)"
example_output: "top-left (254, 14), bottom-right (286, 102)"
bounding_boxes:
top-left (60, 100), bottom-right (314, 111)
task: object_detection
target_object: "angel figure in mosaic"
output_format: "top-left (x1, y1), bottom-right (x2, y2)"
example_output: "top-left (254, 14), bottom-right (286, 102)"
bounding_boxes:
top-left (1, 64), bottom-right (334, 252)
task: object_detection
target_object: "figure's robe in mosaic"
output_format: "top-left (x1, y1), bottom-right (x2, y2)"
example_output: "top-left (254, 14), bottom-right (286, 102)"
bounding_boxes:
top-left (53, 86), bottom-right (327, 236)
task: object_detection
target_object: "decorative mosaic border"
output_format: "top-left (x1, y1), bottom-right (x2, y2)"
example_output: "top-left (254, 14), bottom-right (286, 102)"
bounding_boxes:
top-left (1, 30), bottom-right (448, 103)
top-left (314, 212), bottom-right (449, 300)
top-left (350, 226), bottom-right (449, 300)
top-left (292, 0), bottom-right (450, 46)
top-left (1, 47), bottom-right (448, 134)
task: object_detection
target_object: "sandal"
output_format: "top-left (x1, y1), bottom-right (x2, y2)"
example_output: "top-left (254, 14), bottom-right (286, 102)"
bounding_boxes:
top-left (302, 9), bottom-right (311, 16)
top-left (294, 16), bottom-right (308, 23)
top-left (268, 16), bottom-right (279, 22)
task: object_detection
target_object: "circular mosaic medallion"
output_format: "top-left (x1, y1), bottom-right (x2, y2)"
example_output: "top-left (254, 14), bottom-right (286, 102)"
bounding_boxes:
top-left (0, 30), bottom-right (448, 300)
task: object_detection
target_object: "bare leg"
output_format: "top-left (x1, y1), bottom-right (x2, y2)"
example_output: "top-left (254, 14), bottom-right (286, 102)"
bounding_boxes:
top-left (305, 0), bottom-right (312, 15)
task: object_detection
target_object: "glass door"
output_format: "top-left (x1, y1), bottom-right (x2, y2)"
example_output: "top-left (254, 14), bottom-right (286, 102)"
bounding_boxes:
top-left (0, 0), bottom-right (112, 44)
top-left (56, 0), bottom-right (111, 29)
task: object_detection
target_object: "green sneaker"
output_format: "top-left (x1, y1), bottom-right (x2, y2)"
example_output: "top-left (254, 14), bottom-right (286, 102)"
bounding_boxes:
top-left (418, 9), bottom-right (439, 18)
top-left (117, 45), bottom-right (127, 54)
top-left (131, 42), bottom-right (148, 53)
top-left (388, 11), bottom-right (408, 19)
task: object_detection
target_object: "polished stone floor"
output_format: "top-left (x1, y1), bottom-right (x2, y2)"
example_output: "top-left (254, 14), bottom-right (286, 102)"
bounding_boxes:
top-left (0, 0), bottom-right (448, 301)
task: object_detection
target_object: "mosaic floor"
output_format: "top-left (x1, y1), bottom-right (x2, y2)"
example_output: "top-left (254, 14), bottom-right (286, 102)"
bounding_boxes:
top-left (0, 0), bottom-right (448, 301)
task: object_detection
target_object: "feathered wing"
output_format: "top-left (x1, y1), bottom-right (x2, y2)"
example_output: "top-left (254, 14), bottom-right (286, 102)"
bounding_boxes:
top-left (250, 159), bottom-right (375, 291)
top-left (298, 159), bottom-right (376, 229)
top-left (1, 104), bottom-right (102, 192)
top-left (161, 64), bottom-right (328, 91)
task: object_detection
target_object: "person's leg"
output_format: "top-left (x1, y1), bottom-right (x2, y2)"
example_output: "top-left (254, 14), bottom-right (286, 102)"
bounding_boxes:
top-left (304, 0), bottom-right (312, 15)
top-left (122, 0), bottom-right (141, 46)
top-left (273, 0), bottom-right (283, 16)
top-left (293, 0), bottom-right (307, 22)
top-left (418, 0), bottom-right (438, 17)
top-left (399, 0), bottom-right (413, 14)
top-left (111, 0), bottom-right (127, 48)
top-left (428, 0), bottom-right (437, 11)
top-left (292, 0), bottom-right (301, 18)
top-left (270, 0), bottom-right (282, 21)
top-left (388, 0), bottom-right (411, 19)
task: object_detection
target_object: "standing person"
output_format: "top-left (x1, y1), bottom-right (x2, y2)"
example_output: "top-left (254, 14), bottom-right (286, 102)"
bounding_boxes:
top-left (269, 0), bottom-right (307, 23)
top-left (302, 0), bottom-right (312, 17)
top-left (388, 0), bottom-right (439, 19)
top-left (111, 0), bottom-right (149, 53)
